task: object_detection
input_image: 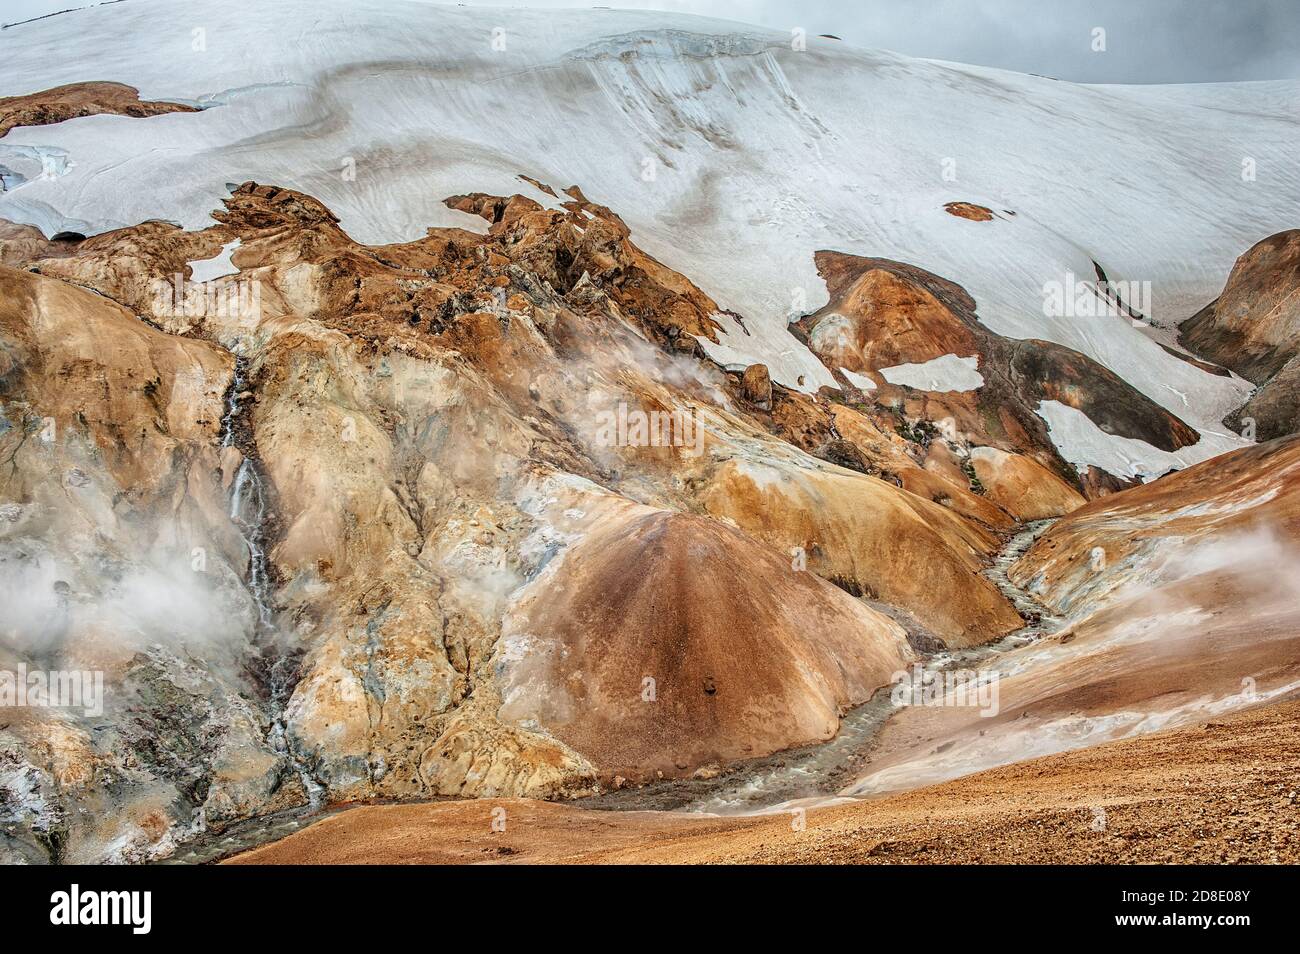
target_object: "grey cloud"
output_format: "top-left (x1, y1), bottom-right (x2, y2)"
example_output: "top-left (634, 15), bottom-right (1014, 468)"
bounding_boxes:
top-left (4, 0), bottom-right (1296, 83)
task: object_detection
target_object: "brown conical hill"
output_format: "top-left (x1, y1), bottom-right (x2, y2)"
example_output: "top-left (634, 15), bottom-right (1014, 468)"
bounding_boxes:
top-left (497, 508), bottom-right (912, 782)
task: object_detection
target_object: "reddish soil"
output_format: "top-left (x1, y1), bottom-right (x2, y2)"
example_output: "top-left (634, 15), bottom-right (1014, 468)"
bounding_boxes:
top-left (228, 695), bottom-right (1300, 864)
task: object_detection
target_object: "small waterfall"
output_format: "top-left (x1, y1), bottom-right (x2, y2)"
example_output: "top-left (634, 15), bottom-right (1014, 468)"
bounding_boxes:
top-left (227, 458), bottom-right (274, 633)
top-left (218, 357), bottom-right (246, 447)
top-left (220, 355), bottom-right (274, 633)
top-left (219, 352), bottom-right (324, 809)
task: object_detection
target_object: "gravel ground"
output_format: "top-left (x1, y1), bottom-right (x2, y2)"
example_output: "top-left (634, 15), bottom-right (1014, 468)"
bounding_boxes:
top-left (227, 694), bottom-right (1300, 865)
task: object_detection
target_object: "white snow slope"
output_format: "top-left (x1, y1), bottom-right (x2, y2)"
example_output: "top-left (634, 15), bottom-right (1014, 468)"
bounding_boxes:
top-left (2, 0), bottom-right (1297, 474)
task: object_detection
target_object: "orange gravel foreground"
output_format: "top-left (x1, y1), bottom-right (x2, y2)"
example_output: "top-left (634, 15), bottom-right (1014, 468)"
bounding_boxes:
top-left (228, 695), bottom-right (1300, 865)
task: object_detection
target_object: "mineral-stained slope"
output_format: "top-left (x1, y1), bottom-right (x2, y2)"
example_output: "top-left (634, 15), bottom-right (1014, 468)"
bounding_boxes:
top-left (700, 460), bottom-right (1021, 646)
top-left (1229, 357), bottom-right (1300, 442)
top-left (836, 434), bottom-right (1300, 800)
top-left (495, 508), bottom-right (909, 782)
top-left (1, 176), bottom-right (1063, 859)
top-left (1181, 230), bottom-right (1300, 440)
top-left (967, 446), bottom-right (1085, 521)
top-left (0, 268), bottom-right (301, 863)
top-left (797, 253), bottom-right (1202, 485)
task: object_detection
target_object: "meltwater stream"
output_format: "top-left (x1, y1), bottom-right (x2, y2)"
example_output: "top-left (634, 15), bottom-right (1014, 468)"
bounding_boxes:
top-left (581, 519), bottom-right (1063, 815)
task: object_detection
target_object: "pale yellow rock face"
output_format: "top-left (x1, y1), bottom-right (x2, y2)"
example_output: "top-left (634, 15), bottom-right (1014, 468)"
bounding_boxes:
top-left (418, 717), bottom-right (596, 799)
top-left (969, 446), bottom-right (1086, 521)
top-left (701, 459), bottom-right (1022, 647)
top-left (0, 267), bottom-right (231, 494)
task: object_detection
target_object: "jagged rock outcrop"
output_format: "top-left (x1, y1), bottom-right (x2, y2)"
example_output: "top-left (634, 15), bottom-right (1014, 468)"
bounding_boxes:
top-left (943, 202), bottom-right (996, 222)
top-left (1182, 230), bottom-right (1300, 385)
top-left (797, 253), bottom-right (1202, 493)
top-left (740, 363), bottom-right (772, 408)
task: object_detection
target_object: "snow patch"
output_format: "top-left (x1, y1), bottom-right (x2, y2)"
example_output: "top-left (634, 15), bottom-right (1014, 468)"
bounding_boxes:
top-left (188, 239), bottom-right (241, 283)
top-left (698, 310), bottom-right (837, 394)
top-left (0, 0), bottom-right (1294, 420)
top-left (840, 368), bottom-right (877, 391)
top-left (1035, 400), bottom-right (1248, 480)
top-left (879, 353), bottom-right (983, 392)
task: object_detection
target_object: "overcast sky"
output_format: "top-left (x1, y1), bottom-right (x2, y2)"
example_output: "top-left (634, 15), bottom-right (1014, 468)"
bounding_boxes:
top-left (4, 0), bottom-right (1297, 84)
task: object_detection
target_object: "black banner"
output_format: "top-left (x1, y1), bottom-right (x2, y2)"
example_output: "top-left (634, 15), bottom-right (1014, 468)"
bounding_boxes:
top-left (0, 864), bottom-right (1284, 940)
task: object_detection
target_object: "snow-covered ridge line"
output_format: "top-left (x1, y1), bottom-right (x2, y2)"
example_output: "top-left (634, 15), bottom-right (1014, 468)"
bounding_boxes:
top-left (1, 0), bottom-right (1294, 476)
